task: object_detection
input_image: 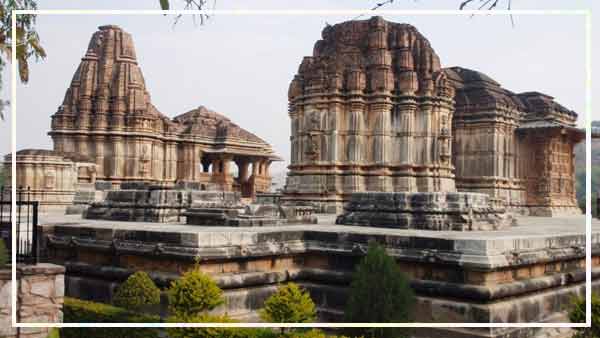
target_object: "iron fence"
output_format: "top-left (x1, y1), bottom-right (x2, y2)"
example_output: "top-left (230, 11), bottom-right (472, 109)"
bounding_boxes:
top-left (0, 186), bottom-right (39, 264)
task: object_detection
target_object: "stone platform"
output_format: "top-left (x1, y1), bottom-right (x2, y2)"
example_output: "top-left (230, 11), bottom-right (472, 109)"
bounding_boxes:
top-left (336, 192), bottom-right (513, 231)
top-left (84, 184), bottom-right (240, 223)
top-left (38, 213), bottom-right (597, 338)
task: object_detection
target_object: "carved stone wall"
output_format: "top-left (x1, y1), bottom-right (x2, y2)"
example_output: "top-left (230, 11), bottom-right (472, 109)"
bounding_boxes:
top-left (2, 150), bottom-right (96, 212)
top-left (447, 67), bottom-right (583, 215)
top-left (48, 25), bottom-right (280, 197)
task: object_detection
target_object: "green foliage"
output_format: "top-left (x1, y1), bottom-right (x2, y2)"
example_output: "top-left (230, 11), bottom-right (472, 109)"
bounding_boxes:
top-left (0, 0), bottom-right (46, 83)
top-left (47, 328), bottom-right (60, 338)
top-left (0, 238), bottom-right (7, 268)
top-left (167, 318), bottom-right (352, 338)
top-left (113, 271), bottom-right (161, 311)
top-left (259, 283), bottom-right (316, 324)
top-left (576, 163), bottom-right (600, 217)
top-left (570, 293), bottom-right (600, 338)
top-left (166, 313), bottom-right (277, 338)
top-left (344, 243), bottom-right (415, 338)
top-left (62, 297), bottom-right (160, 338)
top-left (167, 268), bottom-right (224, 316)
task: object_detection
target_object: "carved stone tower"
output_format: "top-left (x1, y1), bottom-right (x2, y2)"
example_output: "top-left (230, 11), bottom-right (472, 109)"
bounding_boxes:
top-left (284, 17), bottom-right (456, 212)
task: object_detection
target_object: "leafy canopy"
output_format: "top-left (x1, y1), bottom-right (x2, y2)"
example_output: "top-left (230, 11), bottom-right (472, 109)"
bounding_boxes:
top-left (113, 271), bottom-right (161, 311)
top-left (259, 282), bottom-right (316, 324)
top-left (167, 268), bottom-right (224, 316)
top-left (344, 243), bottom-right (416, 338)
top-left (570, 293), bottom-right (600, 338)
top-left (0, 0), bottom-right (46, 120)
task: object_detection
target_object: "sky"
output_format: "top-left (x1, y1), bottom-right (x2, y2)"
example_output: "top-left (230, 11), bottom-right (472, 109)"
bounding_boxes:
top-left (0, 0), bottom-right (597, 175)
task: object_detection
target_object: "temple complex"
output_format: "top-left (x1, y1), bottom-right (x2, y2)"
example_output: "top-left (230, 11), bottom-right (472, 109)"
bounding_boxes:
top-left (283, 17), bottom-right (583, 216)
top-left (2, 18), bottom-right (595, 338)
top-left (47, 25), bottom-right (280, 198)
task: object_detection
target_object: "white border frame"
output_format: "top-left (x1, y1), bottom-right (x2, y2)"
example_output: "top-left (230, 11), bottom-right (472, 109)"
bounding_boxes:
top-left (10, 8), bottom-right (593, 330)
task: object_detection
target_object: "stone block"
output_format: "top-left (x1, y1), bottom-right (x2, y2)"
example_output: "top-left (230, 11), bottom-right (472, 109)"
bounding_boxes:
top-left (337, 192), bottom-right (513, 231)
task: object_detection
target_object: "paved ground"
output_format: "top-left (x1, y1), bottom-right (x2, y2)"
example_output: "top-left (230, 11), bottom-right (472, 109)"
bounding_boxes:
top-left (39, 212), bottom-right (598, 241)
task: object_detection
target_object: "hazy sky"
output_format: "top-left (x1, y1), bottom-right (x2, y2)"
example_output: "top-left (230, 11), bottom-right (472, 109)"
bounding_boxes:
top-left (1, 0), bottom-right (597, 174)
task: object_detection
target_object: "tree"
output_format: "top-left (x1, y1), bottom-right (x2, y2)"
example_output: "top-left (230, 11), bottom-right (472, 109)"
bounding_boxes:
top-left (344, 243), bottom-right (415, 338)
top-left (570, 293), bottom-right (600, 338)
top-left (259, 282), bottom-right (316, 332)
top-left (113, 271), bottom-right (161, 312)
top-left (167, 267), bottom-right (224, 317)
top-left (0, 0), bottom-right (46, 120)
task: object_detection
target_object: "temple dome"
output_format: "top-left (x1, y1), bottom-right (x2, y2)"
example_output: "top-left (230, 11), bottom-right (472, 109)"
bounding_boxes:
top-left (57, 24), bottom-right (159, 117)
top-left (289, 16), bottom-right (450, 99)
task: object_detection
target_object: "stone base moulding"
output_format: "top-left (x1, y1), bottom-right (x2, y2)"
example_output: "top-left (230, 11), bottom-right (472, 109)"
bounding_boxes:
top-left (336, 192), bottom-right (514, 231)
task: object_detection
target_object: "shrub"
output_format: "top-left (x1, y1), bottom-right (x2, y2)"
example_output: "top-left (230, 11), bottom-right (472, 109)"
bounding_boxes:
top-left (0, 239), bottom-right (7, 268)
top-left (113, 271), bottom-right (161, 311)
top-left (570, 293), bottom-right (600, 337)
top-left (166, 313), bottom-right (277, 338)
top-left (344, 243), bottom-right (415, 338)
top-left (167, 268), bottom-right (224, 316)
top-left (47, 328), bottom-right (60, 338)
top-left (62, 297), bottom-right (160, 338)
top-left (260, 283), bottom-right (316, 324)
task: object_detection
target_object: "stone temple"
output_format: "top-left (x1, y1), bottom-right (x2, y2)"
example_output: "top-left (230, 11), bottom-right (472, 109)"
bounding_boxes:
top-left (282, 16), bottom-right (583, 217)
top-left (2, 18), bottom-right (596, 338)
top-left (49, 25), bottom-right (280, 197)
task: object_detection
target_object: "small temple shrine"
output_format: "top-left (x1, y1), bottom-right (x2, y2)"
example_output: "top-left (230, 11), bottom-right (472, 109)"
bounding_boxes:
top-left (47, 25), bottom-right (280, 198)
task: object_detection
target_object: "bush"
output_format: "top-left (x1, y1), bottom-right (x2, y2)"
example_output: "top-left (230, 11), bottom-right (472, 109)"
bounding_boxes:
top-left (344, 243), bottom-right (415, 338)
top-left (259, 283), bottom-right (316, 324)
top-left (113, 271), bottom-right (161, 311)
top-left (167, 268), bottom-right (224, 316)
top-left (62, 297), bottom-right (160, 338)
top-left (167, 313), bottom-right (277, 338)
top-left (0, 239), bottom-right (7, 268)
top-left (570, 293), bottom-right (600, 337)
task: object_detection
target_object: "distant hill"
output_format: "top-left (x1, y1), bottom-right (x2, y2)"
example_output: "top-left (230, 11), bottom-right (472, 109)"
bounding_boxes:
top-left (574, 137), bottom-right (600, 215)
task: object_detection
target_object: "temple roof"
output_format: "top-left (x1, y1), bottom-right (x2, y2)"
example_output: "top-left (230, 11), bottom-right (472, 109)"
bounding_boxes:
top-left (57, 24), bottom-right (157, 117)
top-left (173, 106), bottom-right (269, 145)
top-left (289, 16), bottom-right (450, 99)
top-left (5, 149), bottom-right (94, 163)
top-left (444, 66), bottom-right (578, 126)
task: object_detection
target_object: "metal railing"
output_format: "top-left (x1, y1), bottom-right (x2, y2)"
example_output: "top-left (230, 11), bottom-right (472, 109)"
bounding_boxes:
top-left (0, 186), bottom-right (39, 264)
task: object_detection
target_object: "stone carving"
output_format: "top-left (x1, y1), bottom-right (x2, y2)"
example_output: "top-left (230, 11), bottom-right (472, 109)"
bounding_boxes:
top-left (336, 192), bottom-right (513, 231)
top-left (304, 134), bottom-right (319, 160)
top-left (139, 144), bottom-right (151, 177)
top-left (44, 169), bottom-right (56, 189)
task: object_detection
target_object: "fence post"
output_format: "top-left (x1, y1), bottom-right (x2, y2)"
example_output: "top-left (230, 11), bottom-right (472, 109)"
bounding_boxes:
top-left (32, 201), bottom-right (39, 264)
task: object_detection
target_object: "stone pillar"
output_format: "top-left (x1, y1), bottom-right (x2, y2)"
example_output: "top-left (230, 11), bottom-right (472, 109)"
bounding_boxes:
top-left (94, 135), bottom-right (105, 178)
top-left (111, 136), bottom-right (124, 180)
top-left (238, 160), bottom-right (249, 182)
top-left (252, 160), bottom-right (259, 177)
